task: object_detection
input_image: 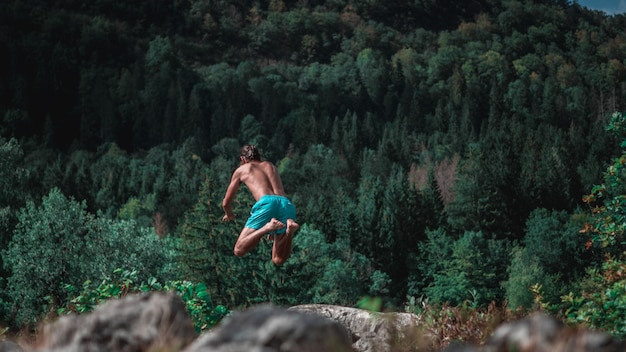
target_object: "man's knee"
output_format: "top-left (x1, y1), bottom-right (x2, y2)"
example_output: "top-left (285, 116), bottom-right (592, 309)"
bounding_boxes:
top-left (272, 256), bottom-right (286, 265)
top-left (272, 249), bottom-right (289, 265)
top-left (233, 244), bottom-right (246, 257)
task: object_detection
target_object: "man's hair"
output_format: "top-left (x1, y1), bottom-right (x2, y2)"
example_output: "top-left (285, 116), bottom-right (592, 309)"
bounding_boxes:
top-left (240, 145), bottom-right (261, 162)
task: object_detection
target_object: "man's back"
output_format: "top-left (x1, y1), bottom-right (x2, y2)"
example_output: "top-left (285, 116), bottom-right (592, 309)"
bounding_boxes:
top-left (237, 161), bottom-right (286, 201)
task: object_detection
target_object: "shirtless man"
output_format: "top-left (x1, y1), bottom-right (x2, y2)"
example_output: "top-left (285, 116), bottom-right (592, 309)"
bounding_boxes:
top-left (222, 145), bottom-right (299, 265)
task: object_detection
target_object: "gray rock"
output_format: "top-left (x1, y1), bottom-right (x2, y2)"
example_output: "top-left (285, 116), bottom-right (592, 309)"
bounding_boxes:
top-left (5, 293), bottom-right (624, 352)
top-left (289, 304), bottom-right (428, 352)
top-left (38, 292), bottom-right (197, 352)
top-left (184, 304), bottom-right (354, 352)
top-left (0, 341), bottom-right (24, 352)
top-left (485, 312), bottom-right (564, 351)
top-left (482, 312), bottom-right (626, 352)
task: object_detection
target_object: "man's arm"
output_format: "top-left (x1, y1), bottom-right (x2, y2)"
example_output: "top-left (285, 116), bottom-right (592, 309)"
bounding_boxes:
top-left (222, 169), bottom-right (241, 221)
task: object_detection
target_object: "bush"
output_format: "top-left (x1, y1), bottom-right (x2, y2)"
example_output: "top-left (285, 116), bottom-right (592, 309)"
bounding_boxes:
top-left (60, 268), bottom-right (229, 333)
top-left (559, 112), bottom-right (626, 337)
top-left (403, 296), bottom-right (523, 349)
top-left (2, 189), bottom-right (174, 328)
top-left (415, 229), bottom-right (510, 306)
top-left (561, 254), bottom-right (626, 337)
top-left (504, 208), bottom-right (588, 309)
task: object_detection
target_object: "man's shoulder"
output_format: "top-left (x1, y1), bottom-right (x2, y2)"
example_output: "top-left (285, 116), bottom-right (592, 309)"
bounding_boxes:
top-left (233, 163), bottom-right (251, 176)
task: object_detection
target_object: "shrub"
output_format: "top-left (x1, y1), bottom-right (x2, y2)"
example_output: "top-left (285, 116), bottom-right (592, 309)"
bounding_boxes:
top-left (3, 189), bottom-right (174, 328)
top-left (60, 268), bottom-right (229, 333)
top-left (561, 254), bottom-right (626, 337)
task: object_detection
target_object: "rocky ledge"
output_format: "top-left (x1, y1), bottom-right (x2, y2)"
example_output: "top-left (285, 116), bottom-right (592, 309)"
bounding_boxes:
top-left (2, 291), bottom-right (624, 352)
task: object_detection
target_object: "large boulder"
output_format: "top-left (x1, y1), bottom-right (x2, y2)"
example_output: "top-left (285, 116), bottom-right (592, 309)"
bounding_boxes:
top-left (183, 304), bottom-right (354, 352)
top-left (37, 292), bottom-right (198, 352)
top-left (289, 304), bottom-right (429, 352)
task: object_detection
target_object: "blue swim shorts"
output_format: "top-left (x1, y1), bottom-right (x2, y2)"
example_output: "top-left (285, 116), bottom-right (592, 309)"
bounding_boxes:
top-left (245, 195), bottom-right (296, 235)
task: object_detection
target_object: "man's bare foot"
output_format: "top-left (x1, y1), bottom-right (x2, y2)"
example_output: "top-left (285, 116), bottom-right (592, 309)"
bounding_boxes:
top-left (262, 218), bottom-right (285, 235)
top-left (286, 220), bottom-right (300, 237)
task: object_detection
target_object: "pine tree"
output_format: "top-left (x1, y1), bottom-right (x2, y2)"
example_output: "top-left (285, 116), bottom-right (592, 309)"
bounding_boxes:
top-left (176, 174), bottom-right (250, 307)
top-left (176, 172), bottom-right (304, 307)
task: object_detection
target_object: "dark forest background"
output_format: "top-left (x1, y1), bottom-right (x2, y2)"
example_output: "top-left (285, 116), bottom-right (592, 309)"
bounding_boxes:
top-left (2, 0), bottom-right (626, 332)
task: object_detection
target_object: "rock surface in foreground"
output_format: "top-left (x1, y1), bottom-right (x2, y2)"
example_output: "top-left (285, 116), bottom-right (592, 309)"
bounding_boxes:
top-left (39, 292), bottom-right (197, 352)
top-left (290, 304), bottom-right (429, 352)
top-left (184, 304), bottom-right (354, 352)
top-left (5, 292), bottom-right (626, 352)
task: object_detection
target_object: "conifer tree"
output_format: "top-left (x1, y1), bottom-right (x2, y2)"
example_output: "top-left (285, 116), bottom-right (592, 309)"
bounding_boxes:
top-left (176, 171), bottom-right (305, 307)
top-left (176, 174), bottom-right (253, 307)
top-left (415, 228), bottom-right (509, 306)
top-left (503, 208), bottom-right (587, 309)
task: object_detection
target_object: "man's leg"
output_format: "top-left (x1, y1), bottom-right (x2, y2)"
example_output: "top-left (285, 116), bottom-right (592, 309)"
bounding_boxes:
top-left (234, 218), bottom-right (285, 257)
top-left (271, 219), bottom-right (300, 265)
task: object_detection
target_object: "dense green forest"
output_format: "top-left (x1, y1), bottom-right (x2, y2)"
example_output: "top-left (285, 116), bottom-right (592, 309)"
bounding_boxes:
top-left (2, 0), bottom-right (626, 334)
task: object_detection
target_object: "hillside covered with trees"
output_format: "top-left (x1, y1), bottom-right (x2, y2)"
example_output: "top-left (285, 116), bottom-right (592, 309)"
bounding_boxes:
top-left (2, 0), bottom-right (626, 339)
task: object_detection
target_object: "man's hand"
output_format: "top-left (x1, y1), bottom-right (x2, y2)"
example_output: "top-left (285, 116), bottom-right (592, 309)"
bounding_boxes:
top-left (222, 201), bottom-right (235, 222)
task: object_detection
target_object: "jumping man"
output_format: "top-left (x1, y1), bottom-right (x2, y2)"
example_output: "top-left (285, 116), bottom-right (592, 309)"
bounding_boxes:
top-left (221, 145), bottom-right (299, 265)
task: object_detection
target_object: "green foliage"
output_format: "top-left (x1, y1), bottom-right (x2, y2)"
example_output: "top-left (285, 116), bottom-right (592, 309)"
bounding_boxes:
top-left (279, 144), bottom-right (356, 241)
top-left (177, 171), bottom-right (384, 308)
top-left (239, 115), bottom-right (267, 146)
top-left (503, 246), bottom-right (559, 310)
top-left (353, 159), bottom-right (423, 301)
top-left (60, 268), bottom-right (140, 314)
top-left (145, 36), bottom-right (174, 71)
top-left (356, 48), bottom-right (388, 106)
top-left (0, 138), bottom-right (28, 206)
top-left (518, 125), bottom-right (579, 210)
top-left (561, 255), bottom-right (626, 337)
top-left (118, 195), bottom-right (152, 222)
top-left (4, 188), bottom-right (93, 326)
top-left (168, 280), bottom-right (229, 332)
top-left (583, 112), bottom-right (626, 249)
top-left (163, 138), bottom-right (207, 225)
top-left (89, 143), bottom-right (131, 215)
top-left (2, 0), bottom-right (626, 326)
top-left (523, 208), bottom-right (589, 273)
top-left (3, 189), bottom-right (174, 328)
top-left (175, 170), bottom-right (305, 308)
top-left (558, 111), bottom-right (626, 337)
top-left (403, 296), bottom-right (519, 349)
top-left (356, 296), bottom-right (383, 312)
top-left (290, 225), bottom-right (387, 306)
top-left (60, 268), bottom-right (229, 332)
top-left (0, 138), bottom-right (30, 269)
top-left (414, 229), bottom-right (510, 307)
top-left (504, 208), bottom-right (589, 309)
top-left (54, 140), bottom-right (205, 229)
top-left (445, 140), bottom-right (517, 238)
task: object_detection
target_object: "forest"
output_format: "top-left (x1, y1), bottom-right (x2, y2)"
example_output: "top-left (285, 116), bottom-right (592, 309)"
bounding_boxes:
top-left (2, 0), bottom-right (626, 339)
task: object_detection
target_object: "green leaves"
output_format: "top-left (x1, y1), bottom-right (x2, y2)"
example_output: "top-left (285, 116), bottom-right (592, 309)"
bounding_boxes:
top-left (177, 178), bottom-right (385, 309)
top-left (164, 280), bottom-right (229, 331)
top-left (4, 188), bottom-right (91, 325)
top-left (561, 256), bottom-right (626, 337)
top-left (415, 229), bottom-right (510, 307)
top-left (3, 189), bottom-right (174, 328)
top-left (583, 112), bottom-right (626, 248)
top-left (558, 111), bottom-right (626, 336)
top-left (59, 269), bottom-right (229, 333)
